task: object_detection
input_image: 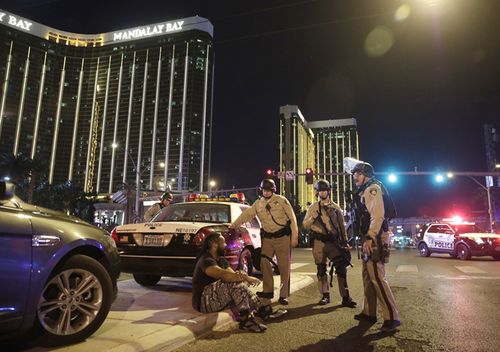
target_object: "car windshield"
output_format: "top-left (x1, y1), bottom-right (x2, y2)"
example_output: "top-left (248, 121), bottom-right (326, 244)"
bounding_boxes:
top-left (451, 224), bottom-right (482, 234)
top-left (153, 203), bottom-right (230, 223)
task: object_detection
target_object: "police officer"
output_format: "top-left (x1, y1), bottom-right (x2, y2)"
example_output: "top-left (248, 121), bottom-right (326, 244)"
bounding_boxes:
top-left (303, 179), bottom-right (357, 307)
top-left (351, 162), bottom-right (401, 332)
top-left (144, 191), bottom-right (173, 222)
top-left (229, 179), bottom-right (298, 310)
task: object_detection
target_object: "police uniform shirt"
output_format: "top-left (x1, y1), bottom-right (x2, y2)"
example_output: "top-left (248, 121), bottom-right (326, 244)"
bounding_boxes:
top-left (144, 203), bottom-right (162, 222)
top-left (232, 194), bottom-right (298, 238)
top-left (303, 201), bottom-right (347, 242)
top-left (361, 183), bottom-right (385, 240)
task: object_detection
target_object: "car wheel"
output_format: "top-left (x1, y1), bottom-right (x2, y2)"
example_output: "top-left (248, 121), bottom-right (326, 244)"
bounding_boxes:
top-left (133, 274), bottom-right (162, 286)
top-left (456, 244), bottom-right (471, 260)
top-left (35, 255), bottom-right (113, 347)
top-left (238, 248), bottom-right (254, 275)
top-left (418, 242), bottom-right (431, 257)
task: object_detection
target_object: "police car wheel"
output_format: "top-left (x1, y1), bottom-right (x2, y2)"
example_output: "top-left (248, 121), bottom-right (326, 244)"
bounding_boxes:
top-left (418, 243), bottom-right (430, 257)
top-left (456, 244), bottom-right (471, 260)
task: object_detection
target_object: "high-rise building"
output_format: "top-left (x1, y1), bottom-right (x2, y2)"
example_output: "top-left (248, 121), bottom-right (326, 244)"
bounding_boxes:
top-left (0, 8), bottom-right (214, 194)
top-left (308, 118), bottom-right (358, 210)
top-left (279, 105), bottom-right (315, 210)
top-left (279, 105), bottom-right (358, 211)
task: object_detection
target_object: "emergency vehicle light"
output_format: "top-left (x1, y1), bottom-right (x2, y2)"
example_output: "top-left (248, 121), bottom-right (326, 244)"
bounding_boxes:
top-left (187, 193), bottom-right (246, 203)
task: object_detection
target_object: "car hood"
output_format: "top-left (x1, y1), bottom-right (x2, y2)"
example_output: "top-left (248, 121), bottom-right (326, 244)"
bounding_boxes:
top-left (458, 232), bottom-right (500, 239)
top-left (116, 221), bottom-right (229, 234)
top-left (16, 197), bottom-right (95, 228)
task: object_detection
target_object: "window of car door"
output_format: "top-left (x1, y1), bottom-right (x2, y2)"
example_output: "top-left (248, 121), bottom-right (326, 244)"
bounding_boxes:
top-left (427, 225), bottom-right (445, 248)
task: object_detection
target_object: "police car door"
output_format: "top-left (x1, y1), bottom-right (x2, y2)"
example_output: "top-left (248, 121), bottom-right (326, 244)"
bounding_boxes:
top-left (425, 225), bottom-right (442, 249)
top-left (442, 224), bottom-right (455, 250)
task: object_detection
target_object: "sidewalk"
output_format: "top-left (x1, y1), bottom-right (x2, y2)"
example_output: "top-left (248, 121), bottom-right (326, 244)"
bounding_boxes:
top-left (32, 273), bottom-right (314, 352)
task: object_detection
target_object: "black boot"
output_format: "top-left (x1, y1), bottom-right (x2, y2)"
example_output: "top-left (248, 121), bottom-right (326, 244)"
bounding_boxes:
top-left (318, 293), bottom-right (330, 305)
top-left (278, 297), bottom-right (289, 305)
top-left (342, 296), bottom-right (357, 308)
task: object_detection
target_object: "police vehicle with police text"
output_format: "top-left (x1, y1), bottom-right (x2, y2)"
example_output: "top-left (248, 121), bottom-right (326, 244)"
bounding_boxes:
top-left (417, 221), bottom-right (500, 260)
top-left (111, 193), bottom-right (266, 286)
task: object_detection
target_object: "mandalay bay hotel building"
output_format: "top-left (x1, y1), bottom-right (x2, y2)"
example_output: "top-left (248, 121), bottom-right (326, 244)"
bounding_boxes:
top-left (0, 9), bottom-right (214, 196)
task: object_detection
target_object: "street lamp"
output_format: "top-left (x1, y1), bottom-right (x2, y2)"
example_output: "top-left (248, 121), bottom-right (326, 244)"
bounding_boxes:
top-left (388, 173), bottom-right (398, 183)
top-left (434, 174), bottom-right (445, 183)
top-left (209, 180), bottom-right (216, 193)
top-left (112, 143), bottom-right (148, 222)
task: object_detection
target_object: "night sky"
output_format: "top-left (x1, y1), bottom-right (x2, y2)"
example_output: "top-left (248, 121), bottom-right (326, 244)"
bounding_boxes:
top-left (2, 0), bottom-right (500, 218)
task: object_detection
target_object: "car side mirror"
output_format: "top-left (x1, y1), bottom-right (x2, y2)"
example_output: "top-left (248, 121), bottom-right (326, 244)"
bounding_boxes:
top-left (0, 181), bottom-right (15, 201)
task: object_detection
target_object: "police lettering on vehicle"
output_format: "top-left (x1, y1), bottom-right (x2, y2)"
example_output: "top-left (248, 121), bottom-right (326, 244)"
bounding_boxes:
top-left (433, 241), bottom-right (453, 249)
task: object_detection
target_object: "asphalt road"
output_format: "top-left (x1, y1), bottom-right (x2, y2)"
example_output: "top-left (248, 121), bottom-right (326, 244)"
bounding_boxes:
top-left (174, 247), bottom-right (500, 352)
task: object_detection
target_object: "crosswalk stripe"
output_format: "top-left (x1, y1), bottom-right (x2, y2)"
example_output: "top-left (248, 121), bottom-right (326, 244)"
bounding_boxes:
top-left (291, 263), bottom-right (309, 270)
top-left (293, 272), bottom-right (317, 276)
top-left (396, 265), bottom-right (418, 272)
top-left (455, 266), bottom-right (486, 274)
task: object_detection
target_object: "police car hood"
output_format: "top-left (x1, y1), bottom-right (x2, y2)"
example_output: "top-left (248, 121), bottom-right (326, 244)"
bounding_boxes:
top-left (457, 232), bottom-right (500, 239)
top-left (116, 221), bottom-right (229, 234)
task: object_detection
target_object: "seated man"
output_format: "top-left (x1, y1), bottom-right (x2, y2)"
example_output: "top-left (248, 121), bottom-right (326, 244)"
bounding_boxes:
top-left (192, 233), bottom-right (281, 332)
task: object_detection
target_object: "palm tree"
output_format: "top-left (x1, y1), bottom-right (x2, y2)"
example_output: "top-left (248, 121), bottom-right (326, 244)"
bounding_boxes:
top-left (0, 152), bottom-right (32, 184)
top-left (0, 152), bottom-right (48, 203)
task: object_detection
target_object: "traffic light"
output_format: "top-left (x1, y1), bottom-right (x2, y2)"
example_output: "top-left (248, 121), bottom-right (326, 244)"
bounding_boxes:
top-left (265, 169), bottom-right (274, 177)
top-left (305, 168), bottom-right (314, 184)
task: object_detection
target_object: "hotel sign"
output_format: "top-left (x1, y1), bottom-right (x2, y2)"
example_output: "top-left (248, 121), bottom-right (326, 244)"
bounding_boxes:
top-left (112, 21), bottom-right (184, 41)
top-left (0, 12), bottom-right (33, 31)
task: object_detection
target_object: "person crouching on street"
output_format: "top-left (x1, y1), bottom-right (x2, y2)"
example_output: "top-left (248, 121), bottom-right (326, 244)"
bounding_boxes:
top-left (192, 232), bottom-right (277, 332)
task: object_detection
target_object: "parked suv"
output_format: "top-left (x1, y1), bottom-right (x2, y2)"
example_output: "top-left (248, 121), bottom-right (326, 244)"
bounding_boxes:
top-left (113, 194), bottom-right (267, 286)
top-left (417, 221), bottom-right (500, 260)
top-left (0, 181), bottom-right (120, 346)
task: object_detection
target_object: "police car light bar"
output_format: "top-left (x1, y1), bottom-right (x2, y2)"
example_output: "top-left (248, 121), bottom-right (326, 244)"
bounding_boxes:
top-left (187, 193), bottom-right (246, 203)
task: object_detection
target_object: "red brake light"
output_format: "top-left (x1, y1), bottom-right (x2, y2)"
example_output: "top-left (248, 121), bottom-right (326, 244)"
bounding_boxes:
top-left (110, 227), bottom-right (119, 244)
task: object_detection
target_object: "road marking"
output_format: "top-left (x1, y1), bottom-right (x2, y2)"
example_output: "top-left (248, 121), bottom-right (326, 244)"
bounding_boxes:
top-left (293, 272), bottom-right (317, 276)
top-left (455, 266), bottom-right (486, 274)
top-left (431, 275), bottom-right (500, 280)
top-left (291, 263), bottom-right (309, 270)
top-left (396, 265), bottom-right (418, 272)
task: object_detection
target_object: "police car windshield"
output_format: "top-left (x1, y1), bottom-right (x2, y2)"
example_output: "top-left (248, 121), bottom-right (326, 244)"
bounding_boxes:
top-left (153, 203), bottom-right (230, 223)
top-left (451, 224), bottom-right (482, 234)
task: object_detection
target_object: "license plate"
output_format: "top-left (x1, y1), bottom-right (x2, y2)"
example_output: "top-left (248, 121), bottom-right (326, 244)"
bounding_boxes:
top-left (143, 235), bottom-right (164, 247)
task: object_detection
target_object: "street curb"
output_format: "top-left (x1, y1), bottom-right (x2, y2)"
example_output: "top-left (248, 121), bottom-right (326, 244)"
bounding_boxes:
top-left (135, 274), bottom-right (314, 352)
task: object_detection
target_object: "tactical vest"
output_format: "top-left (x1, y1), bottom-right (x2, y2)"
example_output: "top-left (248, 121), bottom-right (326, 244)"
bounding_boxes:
top-left (353, 179), bottom-right (397, 235)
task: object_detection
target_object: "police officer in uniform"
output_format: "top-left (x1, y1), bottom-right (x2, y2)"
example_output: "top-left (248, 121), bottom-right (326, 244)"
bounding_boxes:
top-left (350, 162), bottom-right (401, 332)
top-left (303, 179), bottom-right (357, 307)
top-left (144, 192), bottom-right (173, 222)
top-left (230, 179), bottom-right (298, 310)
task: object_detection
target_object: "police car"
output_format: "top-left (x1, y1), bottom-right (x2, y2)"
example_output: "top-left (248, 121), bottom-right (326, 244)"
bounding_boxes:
top-left (417, 220), bottom-right (500, 260)
top-left (111, 193), bottom-right (265, 286)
